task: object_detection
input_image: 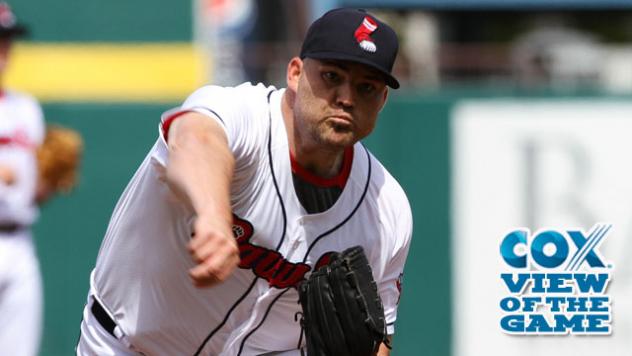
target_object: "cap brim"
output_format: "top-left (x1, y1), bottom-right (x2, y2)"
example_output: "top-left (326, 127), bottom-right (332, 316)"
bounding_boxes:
top-left (304, 51), bottom-right (400, 89)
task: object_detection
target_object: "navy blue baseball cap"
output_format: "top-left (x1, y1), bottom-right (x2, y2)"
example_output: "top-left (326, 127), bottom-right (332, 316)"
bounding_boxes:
top-left (300, 8), bottom-right (400, 89)
top-left (0, 2), bottom-right (28, 38)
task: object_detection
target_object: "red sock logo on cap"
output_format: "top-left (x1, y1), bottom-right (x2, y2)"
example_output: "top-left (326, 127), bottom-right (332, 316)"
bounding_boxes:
top-left (354, 16), bottom-right (378, 53)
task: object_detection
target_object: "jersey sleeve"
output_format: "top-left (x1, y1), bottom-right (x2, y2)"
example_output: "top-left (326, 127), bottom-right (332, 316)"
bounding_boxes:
top-left (379, 198), bottom-right (413, 335)
top-left (152, 84), bottom-right (268, 170)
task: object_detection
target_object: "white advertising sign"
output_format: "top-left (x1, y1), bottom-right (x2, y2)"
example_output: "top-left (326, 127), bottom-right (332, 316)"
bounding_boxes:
top-left (452, 101), bottom-right (632, 356)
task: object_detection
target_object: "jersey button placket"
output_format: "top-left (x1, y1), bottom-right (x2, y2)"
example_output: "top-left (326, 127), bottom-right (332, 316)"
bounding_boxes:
top-left (284, 218), bottom-right (305, 259)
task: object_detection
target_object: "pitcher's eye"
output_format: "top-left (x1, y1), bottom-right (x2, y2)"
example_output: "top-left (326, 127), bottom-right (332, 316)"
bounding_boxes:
top-left (322, 71), bottom-right (341, 83)
top-left (358, 83), bottom-right (376, 95)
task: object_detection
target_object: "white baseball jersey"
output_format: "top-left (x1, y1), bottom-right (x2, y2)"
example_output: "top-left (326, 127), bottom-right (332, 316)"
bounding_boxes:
top-left (0, 89), bottom-right (45, 356)
top-left (0, 90), bottom-right (44, 225)
top-left (90, 82), bottom-right (412, 356)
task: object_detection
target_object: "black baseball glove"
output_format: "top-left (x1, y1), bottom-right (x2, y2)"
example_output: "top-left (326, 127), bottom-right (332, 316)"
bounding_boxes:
top-left (298, 246), bottom-right (389, 356)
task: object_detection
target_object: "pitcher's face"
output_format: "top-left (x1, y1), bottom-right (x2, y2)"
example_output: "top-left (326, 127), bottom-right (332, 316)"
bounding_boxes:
top-left (287, 57), bottom-right (388, 149)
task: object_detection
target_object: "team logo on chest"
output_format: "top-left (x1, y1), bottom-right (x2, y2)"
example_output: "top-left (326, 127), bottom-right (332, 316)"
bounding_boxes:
top-left (232, 214), bottom-right (311, 288)
top-left (232, 215), bottom-right (341, 288)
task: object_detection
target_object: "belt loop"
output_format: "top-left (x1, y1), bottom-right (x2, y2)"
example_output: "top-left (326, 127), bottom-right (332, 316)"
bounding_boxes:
top-left (90, 297), bottom-right (123, 341)
top-left (89, 296), bottom-right (136, 350)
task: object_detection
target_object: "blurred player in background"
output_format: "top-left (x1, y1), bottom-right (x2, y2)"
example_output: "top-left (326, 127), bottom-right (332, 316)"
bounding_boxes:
top-left (0, 2), bottom-right (45, 355)
top-left (0, 3), bottom-right (83, 355)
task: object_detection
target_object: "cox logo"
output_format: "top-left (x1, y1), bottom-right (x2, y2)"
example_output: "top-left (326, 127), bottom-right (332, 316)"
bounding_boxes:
top-left (500, 224), bottom-right (611, 270)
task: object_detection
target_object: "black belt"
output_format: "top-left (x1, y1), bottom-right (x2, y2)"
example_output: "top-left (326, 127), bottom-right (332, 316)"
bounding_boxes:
top-left (0, 223), bottom-right (25, 233)
top-left (91, 299), bottom-right (117, 338)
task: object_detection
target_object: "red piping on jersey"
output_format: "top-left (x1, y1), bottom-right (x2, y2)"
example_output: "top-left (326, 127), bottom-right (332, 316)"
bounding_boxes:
top-left (290, 146), bottom-right (353, 189)
top-left (161, 110), bottom-right (193, 143)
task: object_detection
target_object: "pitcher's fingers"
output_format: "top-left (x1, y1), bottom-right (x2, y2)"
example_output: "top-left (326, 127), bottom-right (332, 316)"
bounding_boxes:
top-left (190, 240), bottom-right (217, 263)
top-left (188, 232), bottom-right (210, 252)
top-left (189, 262), bottom-right (220, 285)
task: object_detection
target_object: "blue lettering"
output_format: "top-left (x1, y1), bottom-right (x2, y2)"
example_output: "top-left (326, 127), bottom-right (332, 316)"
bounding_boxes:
top-left (553, 314), bottom-right (585, 333)
top-left (531, 231), bottom-right (569, 268)
top-left (545, 297), bottom-right (565, 312)
top-left (500, 297), bottom-right (521, 312)
top-left (575, 273), bottom-right (610, 293)
top-left (586, 314), bottom-right (610, 333)
top-left (526, 314), bottom-right (553, 333)
top-left (566, 297), bottom-right (589, 312)
top-left (500, 230), bottom-right (528, 268)
top-left (589, 297), bottom-right (610, 312)
top-left (522, 297), bottom-right (542, 312)
top-left (547, 273), bottom-right (573, 293)
top-left (500, 273), bottom-right (530, 294)
top-left (531, 273), bottom-right (546, 293)
top-left (501, 314), bottom-right (524, 333)
top-left (567, 230), bottom-right (605, 267)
